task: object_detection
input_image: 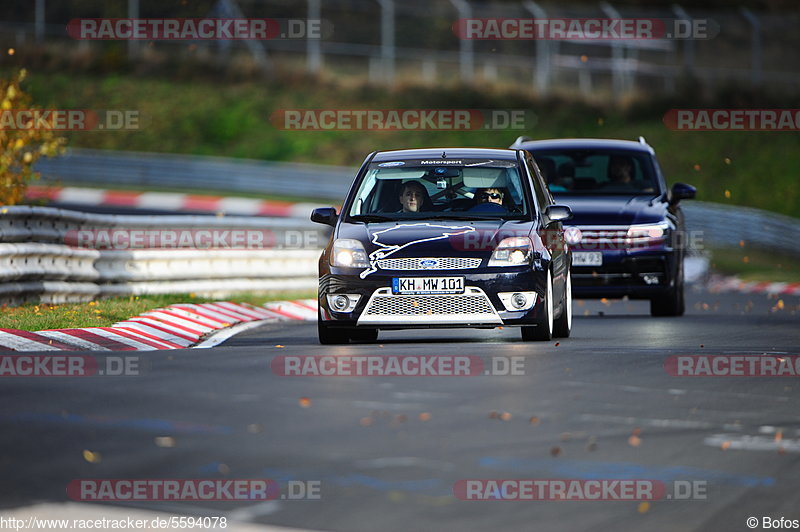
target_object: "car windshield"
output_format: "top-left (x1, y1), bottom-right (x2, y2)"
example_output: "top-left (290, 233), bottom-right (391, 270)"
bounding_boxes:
top-left (346, 158), bottom-right (530, 220)
top-left (530, 149), bottom-right (659, 195)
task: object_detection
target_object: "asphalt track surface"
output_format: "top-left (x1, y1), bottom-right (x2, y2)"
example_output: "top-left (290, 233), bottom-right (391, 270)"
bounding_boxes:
top-left (2, 286), bottom-right (799, 532)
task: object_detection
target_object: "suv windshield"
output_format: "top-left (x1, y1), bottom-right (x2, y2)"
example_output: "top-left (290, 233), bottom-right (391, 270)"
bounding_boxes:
top-left (347, 158), bottom-right (530, 220)
top-left (531, 149), bottom-right (659, 195)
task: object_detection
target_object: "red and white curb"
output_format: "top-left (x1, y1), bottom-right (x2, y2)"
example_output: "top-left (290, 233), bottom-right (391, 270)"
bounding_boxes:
top-left (0, 299), bottom-right (317, 352)
top-left (25, 185), bottom-right (323, 218)
top-left (706, 275), bottom-right (800, 296)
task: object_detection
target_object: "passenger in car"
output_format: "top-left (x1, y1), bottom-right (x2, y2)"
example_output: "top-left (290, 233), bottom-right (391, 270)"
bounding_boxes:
top-left (478, 187), bottom-right (505, 205)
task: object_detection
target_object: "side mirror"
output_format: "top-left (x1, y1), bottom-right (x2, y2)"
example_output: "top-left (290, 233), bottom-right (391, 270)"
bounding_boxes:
top-left (311, 207), bottom-right (338, 227)
top-left (669, 183), bottom-right (696, 205)
top-left (545, 204), bottom-right (573, 222)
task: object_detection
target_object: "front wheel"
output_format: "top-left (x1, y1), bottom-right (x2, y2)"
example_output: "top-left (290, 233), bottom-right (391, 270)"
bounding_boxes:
top-left (521, 270), bottom-right (554, 341)
top-left (650, 263), bottom-right (685, 317)
top-left (553, 272), bottom-right (572, 338)
top-left (318, 312), bottom-right (351, 344)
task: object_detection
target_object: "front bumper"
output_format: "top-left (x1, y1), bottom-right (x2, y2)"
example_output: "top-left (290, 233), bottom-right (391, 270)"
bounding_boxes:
top-left (571, 249), bottom-right (678, 299)
top-left (319, 268), bottom-right (548, 329)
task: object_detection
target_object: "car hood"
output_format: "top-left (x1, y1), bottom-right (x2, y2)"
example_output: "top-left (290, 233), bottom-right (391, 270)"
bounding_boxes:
top-left (552, 195), bottom-right (666, 226)
top-left (338, 219), bottom-right (537, 257)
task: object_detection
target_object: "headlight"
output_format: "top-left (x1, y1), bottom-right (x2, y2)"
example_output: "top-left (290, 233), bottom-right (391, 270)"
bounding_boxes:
top-left (489, 236), bottom-right (535, 266)
top-left (626, 222), bottom-right (669, 248)
top-left (331, 239), bottom-right (369, 268)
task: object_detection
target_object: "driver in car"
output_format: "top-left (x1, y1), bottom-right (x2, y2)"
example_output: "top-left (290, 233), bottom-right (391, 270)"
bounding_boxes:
top-left (607, 155), bottom-right (635, 185)
top-left (398, 180), bottom-right (430, 212)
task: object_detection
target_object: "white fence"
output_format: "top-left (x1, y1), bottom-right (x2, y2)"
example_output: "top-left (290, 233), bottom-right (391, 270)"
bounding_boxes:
top-left (0, 206), bottom-right (323, 305)
top-left (2, 200), bottom-right (799, 305)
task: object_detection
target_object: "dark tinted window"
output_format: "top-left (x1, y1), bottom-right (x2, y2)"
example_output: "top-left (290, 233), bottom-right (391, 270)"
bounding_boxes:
top-left (531, 149), bottom-right (659, 195)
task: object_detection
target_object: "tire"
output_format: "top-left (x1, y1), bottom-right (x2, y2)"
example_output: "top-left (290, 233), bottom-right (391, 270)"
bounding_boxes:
top-left (650, 262), bottom-right (685, 317)
top-left (553, 271), bottom-right (572, 338)
top-left (349, 328), bottom-right (379, 343)
top-left (318, 311), bottom-right (351, 344)
top-left (521, 270), bottom-right (554, 341)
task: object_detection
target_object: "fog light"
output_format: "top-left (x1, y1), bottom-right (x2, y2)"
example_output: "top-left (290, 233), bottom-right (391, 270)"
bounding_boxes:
top-left (642, 274), bottom-right (660, 285)
top-left (332, 295), bottom-right (349, 311)
top-left (498, 291), bottom-right (537, 311)
top-left (327, 294), bottom-right (360, 313)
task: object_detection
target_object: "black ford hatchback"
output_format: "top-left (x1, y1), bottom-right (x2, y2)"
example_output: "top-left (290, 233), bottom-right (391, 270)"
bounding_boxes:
top-left (311, 148), bottom-right (573, 344)
top-left (511, 137), bottom-right (696, 316)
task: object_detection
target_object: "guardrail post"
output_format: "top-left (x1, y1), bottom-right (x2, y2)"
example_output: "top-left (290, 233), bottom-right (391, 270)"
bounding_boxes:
top-left (377, 0), bottom-right (396, 84)
top-left (600, 1), bottom-right (625, 102)
top-left (213, 0), bottom-right (272, 72)
top-left (307, 0), bottom-right (322, 73)
top-left (671, 4), bottom-right (695, 73)
top-left (127, 0), bottom-right (139, 59)
top-left (35, 0), bottom-right (45, 42)
top-left (740, 7), bottom-right (763, 88)
top-left (450, 0), bottom-right (474, 84)
top-left (422, 59), bottom-right (437, 83)
top-left (523, 1), bottom-right (551, 97)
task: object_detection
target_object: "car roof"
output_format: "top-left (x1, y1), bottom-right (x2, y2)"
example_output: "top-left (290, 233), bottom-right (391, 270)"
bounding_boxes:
top-left (372, 147), bottom-right (519, 162)
top-left (514, 138), bottom-right (655, 155)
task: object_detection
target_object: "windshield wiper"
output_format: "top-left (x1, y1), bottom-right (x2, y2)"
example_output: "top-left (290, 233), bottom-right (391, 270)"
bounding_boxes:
top-left (349, 214), bottom-right (397, 222)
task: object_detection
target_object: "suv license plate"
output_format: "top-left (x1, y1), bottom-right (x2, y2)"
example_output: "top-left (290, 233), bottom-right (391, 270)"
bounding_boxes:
top-left (572, 252), bottom-right (603, 267)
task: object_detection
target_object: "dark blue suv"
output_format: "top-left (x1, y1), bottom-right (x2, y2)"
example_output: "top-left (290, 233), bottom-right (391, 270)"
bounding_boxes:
top-left (510, 137), bottom-right (696, 316)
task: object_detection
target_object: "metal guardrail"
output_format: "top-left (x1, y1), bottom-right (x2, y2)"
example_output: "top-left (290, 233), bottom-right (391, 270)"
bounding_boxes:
top-left (0, 206), bottom-right (323, 305)
top-left (34, 148), bottom-right (355, 201)
top-left (683, 201), bottom-right (800, 258)
top-left (3, 196), bottom-right (798, 305)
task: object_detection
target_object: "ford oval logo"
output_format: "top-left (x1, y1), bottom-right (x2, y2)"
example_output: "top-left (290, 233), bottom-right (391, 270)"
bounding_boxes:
top-left (419, 259), bottom-right (438, 268)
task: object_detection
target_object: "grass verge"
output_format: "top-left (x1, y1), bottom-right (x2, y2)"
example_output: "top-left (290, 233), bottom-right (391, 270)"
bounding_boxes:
top-left (709, 247), bottom-right (800, 283)
top-left (0, 291), bottom-right (316, 331)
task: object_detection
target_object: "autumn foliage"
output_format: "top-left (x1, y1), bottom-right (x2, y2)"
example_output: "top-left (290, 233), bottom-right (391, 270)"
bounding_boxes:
top-left (0, 69), bottom-right (66, 206)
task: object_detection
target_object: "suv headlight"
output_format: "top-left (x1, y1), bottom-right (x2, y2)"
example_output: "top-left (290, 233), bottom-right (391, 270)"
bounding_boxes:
top-left (331, 239), bottom-right (369, 268)
top-left (626, 222), bottom-right (670, 248)
top-left (489, 236), bottom-right (535, 266)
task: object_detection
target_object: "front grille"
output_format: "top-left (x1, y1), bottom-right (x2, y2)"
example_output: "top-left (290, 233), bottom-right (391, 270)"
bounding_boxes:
top-left (375, 257), bottom-right (482, 271)
top-left (578, 228), bottom-right (628, 247)
top-left (358, 287), bottom-right (502, 325)
top-left (365, 294), bottom-right (494, 316)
